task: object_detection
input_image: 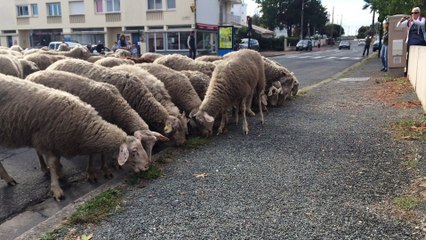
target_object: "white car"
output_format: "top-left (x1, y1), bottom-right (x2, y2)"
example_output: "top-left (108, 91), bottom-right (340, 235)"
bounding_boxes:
top-left (48, 41), bottom-right (81, 50)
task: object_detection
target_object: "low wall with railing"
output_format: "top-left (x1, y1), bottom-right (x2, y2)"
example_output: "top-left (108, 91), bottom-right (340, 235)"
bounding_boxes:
top-left (406, 45), bottom-right (426, 113)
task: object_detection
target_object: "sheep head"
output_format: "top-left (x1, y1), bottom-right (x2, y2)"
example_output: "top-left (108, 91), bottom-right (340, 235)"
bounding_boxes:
top-left (190, 110), bottom-right (215, 137)
top-left (134, 130), bottom-right (169, 163)
top-left (117, 136), bottom-right (150, 172)
top-left (164, 115), bottom-right (187, 146)
top-left (267, 81), bottom-right (283, 107)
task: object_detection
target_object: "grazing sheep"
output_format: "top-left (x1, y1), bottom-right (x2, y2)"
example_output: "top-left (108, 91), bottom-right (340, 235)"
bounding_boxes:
top-left (112, 65), bottom-right (189, 144)
top-left (181, 70), bottom-right (211, 100)
top-left (24, 53), bottom-right (67, 70)
top-left (137, 63), bottom-right (202, 117)
top-left (195, 55), bottom-right (223, 62)
top-left (262, 57), bottom-right (300, 106)
top-left (26, 70), bottom-right (169, 178)
top-left (95, 57), bottom-right (135, 67)
top-left (154, 54), bottom-right (216, 77)
top-left (0, 73), bottom-right (148, 201)
top-left (46, 59), bottom-right (186, 145)
top-left (190, 49), bottom-right (266, 136)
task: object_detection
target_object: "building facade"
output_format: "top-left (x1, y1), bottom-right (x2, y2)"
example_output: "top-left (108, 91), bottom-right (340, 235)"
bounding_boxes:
top-left (0, 0), bottom-right (243, 55)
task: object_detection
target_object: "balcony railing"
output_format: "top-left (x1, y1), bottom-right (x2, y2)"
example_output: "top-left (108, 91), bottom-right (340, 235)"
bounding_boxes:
top-left (105, 13), bottom-right (121, 22)
top-left (17, 17), bottom-right (30, 25)
top-left (47, 16), bottom-right (62, 24)
top-left (70, 15), bottom-right (85, 23)
top-left (146, 11), bottom-right (163, 21)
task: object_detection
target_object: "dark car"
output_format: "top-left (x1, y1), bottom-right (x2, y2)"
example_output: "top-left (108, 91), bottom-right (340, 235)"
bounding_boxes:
top-left (295, 39), bottom-right (313, 51)
top-left (372, 40), bottom-right (381, 52)
top-left (338, 40), bottom-right (351, 50)
top-left (238, 38), bottom-right (260, 51)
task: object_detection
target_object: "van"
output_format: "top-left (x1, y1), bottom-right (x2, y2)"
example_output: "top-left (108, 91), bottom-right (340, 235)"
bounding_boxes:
top-left (48, 41), bottom-right (81, 50)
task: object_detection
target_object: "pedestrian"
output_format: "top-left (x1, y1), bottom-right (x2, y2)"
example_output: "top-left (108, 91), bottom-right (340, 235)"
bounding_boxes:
top-left (117, 34), bottom-right (129, 50)
top-left (96, 40), bottom-right (105, 55)
top-left (362, 34), bottom-right (372, 56)
top-left (396, 6), bottom-right (426, 75)
top-left (111, 41), bottom-right (118, 52)
top-left (130, 43), bottom-right (138, 57)
top-left (187, 31), bottom-right (196, 59)
top-left (380, 22), bottom-right (389, 72)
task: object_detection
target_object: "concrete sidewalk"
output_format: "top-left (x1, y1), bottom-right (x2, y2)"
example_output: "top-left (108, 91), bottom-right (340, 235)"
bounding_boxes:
top-left (16, 55), bottom-right (426, 239)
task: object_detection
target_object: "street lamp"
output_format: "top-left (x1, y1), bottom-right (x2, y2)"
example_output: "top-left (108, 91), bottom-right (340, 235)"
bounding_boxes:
top-left (300, 0), bottom-right (304, 40)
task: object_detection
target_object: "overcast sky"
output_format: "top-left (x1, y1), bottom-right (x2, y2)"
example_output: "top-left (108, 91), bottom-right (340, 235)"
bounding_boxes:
top-left (245, 0), bottom-right (374, 35)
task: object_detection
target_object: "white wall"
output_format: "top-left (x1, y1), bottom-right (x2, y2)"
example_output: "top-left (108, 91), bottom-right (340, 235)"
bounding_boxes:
top-left (407, 46), bottom-right (426, 113)
top-left (196, 0), bottom-right (220, 26)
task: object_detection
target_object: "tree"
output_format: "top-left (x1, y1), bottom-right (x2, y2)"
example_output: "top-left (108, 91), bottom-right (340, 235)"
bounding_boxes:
top-left (325, 24), bottom-right (345, 38)
top-left (255, 0), bottom-right (328, 38)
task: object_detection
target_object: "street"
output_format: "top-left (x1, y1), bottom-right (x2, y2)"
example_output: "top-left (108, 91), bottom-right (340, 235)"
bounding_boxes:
top-left (1, 44), bottom-right (377, 239)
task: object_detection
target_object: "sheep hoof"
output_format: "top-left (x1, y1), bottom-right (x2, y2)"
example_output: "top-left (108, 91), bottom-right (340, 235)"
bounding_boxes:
top-left (87, 173), bottom-right (98, 183)
top-left (247, 110), bottom-right (256, 117)
top-left (243, 129), bottom-right (249, 135)
top-left (51, 188), bottom-right (64, 202)
top-left (7, 179), bottom-right (18, 186)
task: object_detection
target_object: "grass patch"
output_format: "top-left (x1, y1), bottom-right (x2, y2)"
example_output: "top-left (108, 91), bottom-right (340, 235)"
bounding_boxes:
top-left (127, 165), bottom-right (162, 185)
top-left (402, 159), bottom-right (419, 169)
top-left (68, 187), bottom-right (124, 224)
top-left (393, 195), bottom-right (422, 211)
top-left (41, 232), bottom-right (58, 240)
top-left (155, 152), bottom-right (174, 164)
top-left (389, 118), bottom-right (426, 141)
top-left (185, 136), bottom-right (211, 149)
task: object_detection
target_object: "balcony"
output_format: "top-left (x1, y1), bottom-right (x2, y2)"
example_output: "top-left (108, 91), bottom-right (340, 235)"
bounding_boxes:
top-left (47, 16), bottom-right (62, 24)
top-left (69, 15), bottom-right (85, 24)
top-left (105, 13), bottom-right (121, 22)
top-left (17, 17), bottom-right (30, 25)
top-left (146, 11), bottom-right (163, 21)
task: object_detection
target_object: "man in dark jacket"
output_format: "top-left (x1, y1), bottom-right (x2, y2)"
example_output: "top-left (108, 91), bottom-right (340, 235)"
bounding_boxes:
top-left (96, 41), bottom-right (105, 55)
top-left (187, 31), bottom-right (196, 59)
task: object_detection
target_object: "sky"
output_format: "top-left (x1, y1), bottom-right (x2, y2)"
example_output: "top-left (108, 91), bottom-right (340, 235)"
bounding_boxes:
top-left (245, 0), bottom-right (373, 36)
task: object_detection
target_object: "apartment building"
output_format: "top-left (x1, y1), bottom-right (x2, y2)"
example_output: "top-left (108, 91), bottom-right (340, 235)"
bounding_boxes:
top-left (0, 0), bottom-right (243, 55)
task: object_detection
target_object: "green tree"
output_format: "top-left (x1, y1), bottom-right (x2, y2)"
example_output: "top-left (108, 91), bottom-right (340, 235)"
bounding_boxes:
top-left (325, 24), bottom-right (344, 38)
top-left (255, 0), bottom-right (328, 38)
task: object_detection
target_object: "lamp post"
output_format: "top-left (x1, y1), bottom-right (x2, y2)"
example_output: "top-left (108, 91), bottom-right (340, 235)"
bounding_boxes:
top-left (300, 0), bottom-right (304, 40)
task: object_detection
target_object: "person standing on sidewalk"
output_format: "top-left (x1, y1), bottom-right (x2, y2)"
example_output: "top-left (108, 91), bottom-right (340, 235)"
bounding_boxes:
top-left (362, 34), bottom-right (373, 56)
top-left (396, 7), bottom-right (426, 75)
top-left (187, 31), bottom-right (196, 59)
top-left (380, 22), bottom-right (389, 72)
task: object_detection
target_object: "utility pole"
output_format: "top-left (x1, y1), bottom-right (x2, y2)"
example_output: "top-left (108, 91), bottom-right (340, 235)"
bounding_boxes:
top-left (300, 0), bottom-right (304, 40)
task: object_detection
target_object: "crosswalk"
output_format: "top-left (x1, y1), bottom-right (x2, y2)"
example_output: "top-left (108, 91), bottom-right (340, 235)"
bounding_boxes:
top-left (272, 49), bottom-right (363, 61)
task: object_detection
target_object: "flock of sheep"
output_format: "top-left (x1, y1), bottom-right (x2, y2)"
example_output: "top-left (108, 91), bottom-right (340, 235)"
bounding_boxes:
top-left (0, 44), bottom-right (299, 201)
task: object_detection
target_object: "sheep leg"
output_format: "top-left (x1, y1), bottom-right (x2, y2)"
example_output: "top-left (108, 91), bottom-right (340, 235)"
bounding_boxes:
top-left (233, 105), bottom-right (239, 125)
top-left (101, 154), bottom-right (114, 179)
top-left (241, 99), bottom-right (249, 135)
top-left (217, 112), bottom-right (227, 135)
top-left (246, 89), bottom-right (256, 117)
top-left (37, 151), bottom-right (49, 175)
top-left (0, 162), bottom-right (17, 186)
top-left (44, 152), bottom-right (64, 201)
top-left (87, 154), bottom-right (98, 183)
top-left (258, 92), bottom-right (265, 125)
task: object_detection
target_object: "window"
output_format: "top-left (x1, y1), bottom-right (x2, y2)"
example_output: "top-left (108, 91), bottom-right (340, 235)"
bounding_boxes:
top-left (167, 32), bottom-right (179, 50)
top-left (47, 3), bottom-right (61, 16)
top-left (167, 0), bottom-right (175, 9)
top-left (31, 4), bottom-right (39, 16)
top-left (148, 0), bottom-right (162, 10)
top-left (106, 0), bottom-right (120, 12)
top-left (148, 32), bottom-right (164, 52)
top-left (69, 1), bottom-right (85, 15)
top-left (94, 0), bottom-right (103, 13)
top-left (16, 5), bottom-right (29, 17)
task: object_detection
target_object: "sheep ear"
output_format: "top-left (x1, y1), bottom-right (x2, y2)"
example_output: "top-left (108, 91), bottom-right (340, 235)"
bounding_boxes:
top-left (151, 131), bottom-right (169, 141)
top-left (134, 130), bottom-right (143, 141)
top-left (203, 112), bottom-right (215, 123)
top-left (117, 143), bottom-right (129, 166)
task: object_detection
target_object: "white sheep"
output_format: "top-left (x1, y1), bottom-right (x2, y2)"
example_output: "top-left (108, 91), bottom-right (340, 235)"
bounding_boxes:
top-left (154, 54), bottom-right (216, 77)
top-left (181, 70), bottom-right (211, 101)
top-left (136, 63), bottom-right (202, 117)
top-left (26, 70), bottom-right (169, 180)
top-left (0, 54), bottom-right (24, 78)
top-left (24, 53), bottom-right (67, 70)
top-left (46, 58), bottom-right (186, 145)
top-left (0, 73), bottom-right (148, 201)
top-left (95, 56), bottom-right (135, 68)
top-left (195, 55), bottom-right (223, 62)
top-left (112, 64), bottom-right (189, 143)
top-left (190, 49), bottom-right (266, 136)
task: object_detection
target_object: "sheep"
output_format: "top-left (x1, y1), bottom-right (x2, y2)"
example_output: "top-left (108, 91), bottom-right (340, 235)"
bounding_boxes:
top-left (87, 55), bottom-right (104, 63)
top-left (24, 53), bottom-right (67, 70)
top-left (18, 58), bottom-right (40, 78)
top-left (181, 70), bottom-right (211, 101)
top-left (195, 55), bottom-right (223, 62)
top-left (140, 52), bottom-right (164, 63)
top-left (0, 54), bottom-right (24, 78)
top-left (112, 65), bottom-right (189, 143)
top-left (136, 63), bottom-right (202, 117)
top-left (114, 48), bottom-right (131, 58)
top-left (46, 58), bottom-right (186, 145)
top-left (10, 45), bottom-right (24, 52)
top-left (262, 57), bottom-right (300, 106)
top-left (190, 49), bottom-right (266, 136)
top-left (26, 70), bottom-right (169, 180)
top-left (154, 54), bottom-right (216, 77)
top-left (95, 57), bottom-right (135, 68)
top-left (0, 73), bottom-right (148, 201)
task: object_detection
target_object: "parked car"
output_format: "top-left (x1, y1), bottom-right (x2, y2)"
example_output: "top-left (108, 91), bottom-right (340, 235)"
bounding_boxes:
top-left (238, 38), bottom-right (260, 51)
top-left (357, 39), bottom-right (366, 46)
top-left (48, 41), bottom-right (81, 51)
top-left (372, 40), bottom-right (382, 52)
top-left (338, 40), bottom-right (351, 50)
top-left (295, 39), bottom-right (313, 51)
top-left (91, 45), bottom-right (113, 55)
